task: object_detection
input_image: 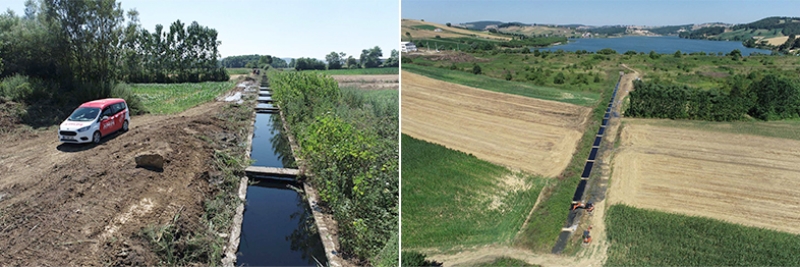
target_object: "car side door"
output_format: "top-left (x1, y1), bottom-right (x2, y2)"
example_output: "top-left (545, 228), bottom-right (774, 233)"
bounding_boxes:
top-left (113, 103), bottom-right (124, 130)
top-left (99, 106), bottom-right (115, 136)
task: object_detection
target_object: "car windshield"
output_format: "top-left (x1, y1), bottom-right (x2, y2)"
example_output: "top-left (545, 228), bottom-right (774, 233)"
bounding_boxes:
top-left (68, 107), bottom-right (100, 122)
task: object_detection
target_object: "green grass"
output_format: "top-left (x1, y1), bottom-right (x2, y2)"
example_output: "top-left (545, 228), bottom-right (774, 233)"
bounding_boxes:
top-left (484, 257), bottom-right (540, 267)
top-left (606, 204), bottom-right (800, 266)
top-left (411, 25), bottom-right (438, 30)
top-left (308, 67), bottom-right (398, 75)
top-left (403, 64), bottom-right (599, 106)
top-left (401, 134), bottom-right (547, 249)
top-left (130, 81), bottom-right (233, 114)
top-left (636, 118), bottom-right (800, 141)
top-left (225, 68), bottom-right (251, 75)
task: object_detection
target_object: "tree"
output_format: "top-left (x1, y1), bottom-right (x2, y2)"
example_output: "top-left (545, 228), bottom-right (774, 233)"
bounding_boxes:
top-left (554, 72), bottom-right (566, 84)
top-left (504, 71), bottom-right (512, 81)
top-left (674, 50), bottom-right (682, 58)
top-left (360, 46), bottom-right (383, 68)
top-left (472, 64), bottom-right (481, 75)
top-left (326, 51), bottom-right (343, 69)
top-left (382, 49), bottom-right (399, 67)
top-left (649, 50), bottom-right (660, 60)
top-left (345, 56), bottom-right (358, 69)
top-left (729, 49), bottom-right (742, 60)
top-left (446, 22), bottom-right (451, 27)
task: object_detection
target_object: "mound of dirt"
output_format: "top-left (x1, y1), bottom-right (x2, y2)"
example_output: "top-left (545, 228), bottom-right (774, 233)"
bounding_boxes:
top-left (0, 100), bottom-right (238, 265)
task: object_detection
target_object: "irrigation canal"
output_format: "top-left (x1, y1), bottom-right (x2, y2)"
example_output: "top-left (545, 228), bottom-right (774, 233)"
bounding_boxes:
top-left (552, 73), bottom-right (623, 254)
top-left (235, 86), bottom-right (328, 266)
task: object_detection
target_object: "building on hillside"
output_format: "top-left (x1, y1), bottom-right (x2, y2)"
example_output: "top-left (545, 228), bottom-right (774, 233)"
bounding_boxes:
top-left (401, 42), bottom-right (417, 52)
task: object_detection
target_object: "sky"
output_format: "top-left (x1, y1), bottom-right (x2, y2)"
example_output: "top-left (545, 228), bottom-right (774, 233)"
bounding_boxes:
top-left (402, 0), bottom-right (800, 26)
top-left (2, 0), bottom-right (400, 59)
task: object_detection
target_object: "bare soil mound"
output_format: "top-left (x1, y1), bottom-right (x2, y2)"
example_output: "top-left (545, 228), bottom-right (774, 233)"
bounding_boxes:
top-left (0, 100), bottom-right (238, 265)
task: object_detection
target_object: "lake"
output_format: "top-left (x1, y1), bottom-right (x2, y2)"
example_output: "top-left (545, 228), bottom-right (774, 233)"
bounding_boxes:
top-left (541, 36), bottom-right (772, 56)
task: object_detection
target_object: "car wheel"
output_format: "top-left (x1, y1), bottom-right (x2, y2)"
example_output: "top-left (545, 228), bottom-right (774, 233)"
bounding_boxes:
top-left (122, 120), bottom-right (129, 132)
top-left (92, 131), bottom-right (101, 144)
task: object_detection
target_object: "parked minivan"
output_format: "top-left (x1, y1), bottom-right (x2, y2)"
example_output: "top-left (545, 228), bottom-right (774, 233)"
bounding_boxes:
top-left (59, 98), bottom-right (130, 144)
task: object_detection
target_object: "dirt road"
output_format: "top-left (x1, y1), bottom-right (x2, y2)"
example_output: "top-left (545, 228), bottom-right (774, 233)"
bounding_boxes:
top-left (401, 71), bottom-right (591, 177)
top-left (0, 96), bottom-right (241, 265)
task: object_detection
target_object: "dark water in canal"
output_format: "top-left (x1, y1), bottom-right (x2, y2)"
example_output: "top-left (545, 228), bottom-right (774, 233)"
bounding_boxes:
top-left (236, 113), bottom-right (326, 266)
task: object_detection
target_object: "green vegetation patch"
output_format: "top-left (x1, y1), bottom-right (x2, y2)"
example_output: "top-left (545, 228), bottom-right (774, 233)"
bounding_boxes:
top-left (130, 81), bottom-right (233, 114)
top-left (636, 118), bottom-right (800, 141)
top-left (309, 67), bottom-right (399, 75)
top-left (401, 134), bottom-right (547, 249)
top-left (484, 257), bottom-right (540, 267)
top-left (412, 25), bottom-right (438, 31)
top-left (606, 204), bottom-right (800, 266)
top-left (403, 64), bottom-right (598, 106)
top-left (225, 68), bottom-right (252, 75)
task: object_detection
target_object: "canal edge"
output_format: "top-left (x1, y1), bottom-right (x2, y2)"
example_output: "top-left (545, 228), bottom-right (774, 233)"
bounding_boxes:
top-left (221, 78), bottom-right (257, 267)
top-left (277, 105), bottom-right (344, 267)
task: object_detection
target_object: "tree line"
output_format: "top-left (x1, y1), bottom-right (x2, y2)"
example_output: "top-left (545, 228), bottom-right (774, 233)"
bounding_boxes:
top-left (0, 0), bottom-right (226, 118)
top-left (293, 46), bottom-right (399, 71)
top-left (627, 73), bottom-right (800, 121)
top-left (220, 55), bottom-right (288, 69)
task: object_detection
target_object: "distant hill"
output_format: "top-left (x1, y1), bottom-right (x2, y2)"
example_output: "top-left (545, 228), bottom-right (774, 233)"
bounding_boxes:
top-left (461, 21), bottom-right (504, 30)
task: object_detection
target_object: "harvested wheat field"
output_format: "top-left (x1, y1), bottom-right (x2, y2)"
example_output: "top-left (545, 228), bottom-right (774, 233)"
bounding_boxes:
top-left (608, 120), bottom-right (800, 234)
top-left (332, 74), bottom-right (398, 90)
top-left (401, 71), bottom-right (591, 177)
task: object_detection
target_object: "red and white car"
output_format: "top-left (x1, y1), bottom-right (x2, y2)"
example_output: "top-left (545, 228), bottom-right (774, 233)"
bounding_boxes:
top-left (59, 98), bottom-right (130, 144)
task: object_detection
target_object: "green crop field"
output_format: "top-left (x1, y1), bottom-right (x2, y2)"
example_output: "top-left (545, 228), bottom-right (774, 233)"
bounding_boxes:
top-left (606, 204), bottom-right (800, 266)
top-left (130, 81), bottom-right (233, 114)
top-left (412, 25), bottom-right (438, 30)
top-left (309, 67), bottom-right (399, 75)
top-left (401, 134), bottom-right (547, 249)
top-left (225, 68), bottom-right (251, 75)
top-left (402, 64), bottom-right (599, 106)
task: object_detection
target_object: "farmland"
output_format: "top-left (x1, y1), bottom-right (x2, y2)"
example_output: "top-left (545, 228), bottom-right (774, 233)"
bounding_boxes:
top-left (402, 64), bottom-right (599, 107)
top-left (401, 135), bottom-right (547, 249)
top-left (311, 67), bottom-right (399, 75)
top-left (608, 120), bottom-right (800, 234)
top-left (401, 19), bottom-right (509, 41)
top-left (401, 71), bottom-right (591, 177)
top-left (333, 74), bottom-right (399, 90)
top-left (606, 204), bottom-right (800, 266)
top-left (129, 81), bottom-right (234, 114)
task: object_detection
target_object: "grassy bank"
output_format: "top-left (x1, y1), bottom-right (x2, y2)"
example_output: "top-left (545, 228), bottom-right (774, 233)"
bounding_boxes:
top-left (402, 64), bottom-right (598, 107)
top-left (513, 74), bottom-right (618, 251)
top-left (130, 81), bottom-right (234, 114)
top-left (606, 204), bottom-right (800, 266)
top-left (308, 67), bottom-right (399, 75)
top-left (401, 135), bottom-right (547, 249)
top-left (269, 71), bottom-right (398, 265)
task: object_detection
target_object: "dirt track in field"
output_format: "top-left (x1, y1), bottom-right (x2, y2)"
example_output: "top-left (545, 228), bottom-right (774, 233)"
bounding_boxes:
top-left (608, 120), bottom-right (800, 234)
top-left (401, 71), bottom-right (591, 178)
top-left (0, 87), bottom-right (244, 265)
top-left (332, 74), bottom-right (398, 90)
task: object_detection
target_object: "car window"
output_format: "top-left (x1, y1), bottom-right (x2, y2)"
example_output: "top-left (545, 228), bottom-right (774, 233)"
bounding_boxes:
top-left (112, 103), bottom-right (121, 114)
top-left (102, 107), bottom-right (113, 117)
